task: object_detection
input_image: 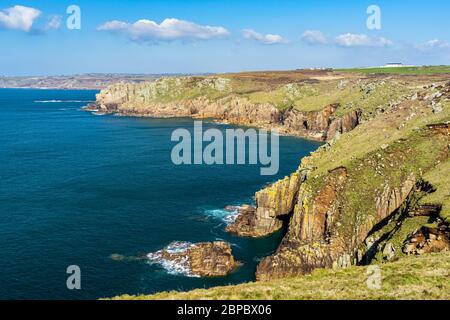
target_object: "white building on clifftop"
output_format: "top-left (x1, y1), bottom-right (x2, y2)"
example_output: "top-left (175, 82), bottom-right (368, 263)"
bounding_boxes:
top-left (381, 63), bottom-right (415, 68)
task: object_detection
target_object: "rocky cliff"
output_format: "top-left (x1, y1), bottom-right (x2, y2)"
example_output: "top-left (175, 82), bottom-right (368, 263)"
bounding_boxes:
top-left (90, 77), bottom-right (361, 142)
top-left (229, 81), bottom-right (450, 281)
top-left (93, 74), bottom-right (449, 285)
top-left (226, 168), bottom-right (306, 237)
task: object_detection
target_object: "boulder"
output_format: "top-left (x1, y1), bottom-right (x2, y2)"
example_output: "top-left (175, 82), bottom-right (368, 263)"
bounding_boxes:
top-left (403, 224), bottom-right (450, 255)
top-left (149, 241), bottom-right (240, 277)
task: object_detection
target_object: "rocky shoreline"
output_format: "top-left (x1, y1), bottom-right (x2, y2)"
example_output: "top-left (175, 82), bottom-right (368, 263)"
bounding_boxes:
top-left (87, 79), bottom-right (361, 142)
top-left (92, 74), bottom-right (449, 281)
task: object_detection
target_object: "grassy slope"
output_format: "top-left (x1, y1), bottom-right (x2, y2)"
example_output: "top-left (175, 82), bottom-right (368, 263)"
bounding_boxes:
top-left (245, 79), bottom-right (414, 115)
top-left (310, 100), bottom-right (449, 176)
top-left (301, 98), bottom-right (449, 231)
top-left (420, 159), bottom-right (450, 223)
top-left (111, 252), bottom-right (450, 300)
top-left (141, 73), bottom-right (416, 115)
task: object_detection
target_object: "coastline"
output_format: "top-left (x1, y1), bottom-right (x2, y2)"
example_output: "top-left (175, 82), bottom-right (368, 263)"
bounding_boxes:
top-left (89, 81), bottom-right (361, 143)
top-left (84, 108), bottom-right (330, 142)
top-left (92, 72), bottom-right (449, 298)
top-left (1, 71), bottom-right (448, 300)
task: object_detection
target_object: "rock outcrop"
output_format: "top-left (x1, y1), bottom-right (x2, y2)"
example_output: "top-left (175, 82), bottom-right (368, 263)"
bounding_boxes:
top-left (147, 241), bottom-right (240, 277)
top-left (355, 188), bottom-right (450, 265)
top-left (90, 78), bottom-right (361, 142)
top-left (375, 174), bottom-right (417, 222)
top-left (403, 224), bottom-right (450, 255)
top-left (226, 169), bottom-right (305, 237)
top-left (326, 109), bottom-right (361, 141)
top-left (255, 171), bottom-right (417, 281)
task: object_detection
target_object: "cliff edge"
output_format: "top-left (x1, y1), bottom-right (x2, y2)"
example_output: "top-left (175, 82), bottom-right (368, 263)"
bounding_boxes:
top-left (91, 70), bottom-right (449, 293)
top-left (90, 74), bottom-right (365, 141)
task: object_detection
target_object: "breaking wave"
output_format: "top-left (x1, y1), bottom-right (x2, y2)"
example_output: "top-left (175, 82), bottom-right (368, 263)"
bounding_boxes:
top-left (204, 208), bottom-right (239, 224)
top-left (146, 241), bottom-right (200, 277)
top-left (34, 100), bottom-right (93, 103)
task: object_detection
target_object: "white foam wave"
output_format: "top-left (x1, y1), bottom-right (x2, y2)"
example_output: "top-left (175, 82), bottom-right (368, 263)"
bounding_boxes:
top-left (146, 241), bottom-right (199, 277)
top-left (35, 100), bottom-right (93, 103)
top-left (164, 241), bottom-right (194, 254)
top-left (204, 208), bottom-right (239, 224)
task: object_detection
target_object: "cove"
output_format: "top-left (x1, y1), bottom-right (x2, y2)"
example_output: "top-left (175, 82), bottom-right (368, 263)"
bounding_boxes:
top-left (0, 89), bottom-right (321, 299)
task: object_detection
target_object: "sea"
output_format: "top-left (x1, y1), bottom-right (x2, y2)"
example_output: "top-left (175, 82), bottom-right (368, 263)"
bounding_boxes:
top-left (0, 89), bottom-right (321, 299)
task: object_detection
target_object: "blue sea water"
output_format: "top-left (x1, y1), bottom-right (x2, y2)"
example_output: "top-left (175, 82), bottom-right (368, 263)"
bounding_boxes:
top-left (0, 89), bottom-right (321, 299)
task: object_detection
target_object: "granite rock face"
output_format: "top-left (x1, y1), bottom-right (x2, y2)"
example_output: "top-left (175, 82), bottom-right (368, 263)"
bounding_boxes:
top-left (375, 174), bottom-right (417, 222)
top-left (92, 78), bottom-right (361, 142)
top-left (232, 82), bottom-right (450, 281)
top-left (226, 170), bottom-right (304, 237)
top-left (255, 171), bottom-right (416, 281)
top-left (326, 109), bottom-right (361, 141)
top-left (281, 104), bottom-right (337, 140)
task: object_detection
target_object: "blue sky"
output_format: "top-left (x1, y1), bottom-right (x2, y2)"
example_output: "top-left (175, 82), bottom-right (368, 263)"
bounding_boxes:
top-left (1, 0), bottom-right (449, 75)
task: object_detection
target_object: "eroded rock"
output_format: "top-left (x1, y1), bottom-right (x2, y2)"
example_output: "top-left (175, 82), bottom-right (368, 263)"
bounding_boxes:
top-left (255, 167), bottom-right (348, 279)
top-left (326, 110), bottom-right (361, 142)
top-left (403, 224), bottom-right (450, 255)
top-left (226, 170), bottom-right (303, 237)
top-left (147, 241), bottom-right (240, 277)
top-left (375, 174), bottom-right (416, 222)
top-left (93, 81), bottom-right (361, 142)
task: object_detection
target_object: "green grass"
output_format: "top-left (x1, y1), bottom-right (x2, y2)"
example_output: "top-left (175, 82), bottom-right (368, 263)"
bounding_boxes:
top-left (244, 78), bottom-right (413, 113)
top-left (309, 101), bottom-right (450, 178)
top-left (288, 99), bottom-right (449, 258)
top-left (370, 215), bottom-right (437, 263)
top-left (127, 72), bottom-right (416, 115)
top-left (420, 159), bottom-right (450, 223)
top-left (336, 66), bottom-right (450, 75)
top-left (109, 252), bottom-right (450, 300)
top-left (137, 77), bottom-right (232, 103)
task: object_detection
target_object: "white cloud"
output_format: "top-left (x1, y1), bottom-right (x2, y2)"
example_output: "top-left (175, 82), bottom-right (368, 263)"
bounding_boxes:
top-left (301, 30), bottom-right (328, 45)
top-left (416, 39), bottom-right (450, 51)
top-left (242, 29), bottom-right (287, 45)
top-left (0, 5), bottom-right (41, 32)
top-left (335, 33), bottom-right (393, 47)
top-left (45, 15), bottom-right (62, 30)
top-left (98, 18), bottom-right (230, 43)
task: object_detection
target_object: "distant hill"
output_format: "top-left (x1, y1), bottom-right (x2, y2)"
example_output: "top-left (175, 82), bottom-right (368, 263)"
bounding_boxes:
top-left (0, 73), bottom-right (199, 90)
